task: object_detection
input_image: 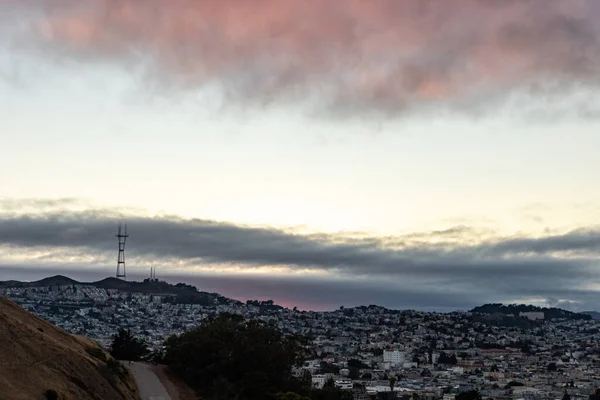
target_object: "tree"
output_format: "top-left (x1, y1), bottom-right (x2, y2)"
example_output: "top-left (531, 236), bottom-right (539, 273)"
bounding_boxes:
top-left (347, 359), bottom-right (368, 369)
top-left (456, 390), bottom-right (482, 400)
top-left (563, 392), bottom-right (571, 400)
top-left (44, 389), bottom-right (59, 400)
top-left (109, 329), bottom-right (149, 361)
top-left (389, 377), bottom-right (397, 393)
top-left (547, 362), bottom-right (558, 372)
top-left (164, 313), bottom-right (312, 399)
top-left (438, 352), bottom-right (450, 364)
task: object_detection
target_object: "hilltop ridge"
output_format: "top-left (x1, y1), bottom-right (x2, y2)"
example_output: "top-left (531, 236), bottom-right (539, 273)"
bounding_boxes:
top-left (0, 275), bottom-right (234, 306)
top-left (471, 303), bottom-right (591, 321)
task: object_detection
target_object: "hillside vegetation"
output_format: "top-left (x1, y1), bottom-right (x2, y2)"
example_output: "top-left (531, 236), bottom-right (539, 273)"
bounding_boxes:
top-left (0, 296), bottom-right (139, 400)
top-left (471, 303), bottom-right (591, 321)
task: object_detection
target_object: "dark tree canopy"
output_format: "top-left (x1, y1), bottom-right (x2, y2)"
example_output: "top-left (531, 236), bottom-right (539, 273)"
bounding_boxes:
top-left (437, 352), bottom-right (458, 365)
top-left (164, 313), bottom-right (312, 399)
top-left (589, 388), bottom-right (600, 400)
top-left (456, 390), bottom-right (482, 400)
top-left (109, 328), bottom-right (149, 361)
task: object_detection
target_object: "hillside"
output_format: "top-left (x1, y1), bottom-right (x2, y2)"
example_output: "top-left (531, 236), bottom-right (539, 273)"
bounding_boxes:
top-left (471, 303), bottom-right (591, 321)
top-left (582, 311), bottom-right (600, 320)
top-left (0, 296), bottom-right (139, 400)
top-left (0, 275), bottom-right (231, 306)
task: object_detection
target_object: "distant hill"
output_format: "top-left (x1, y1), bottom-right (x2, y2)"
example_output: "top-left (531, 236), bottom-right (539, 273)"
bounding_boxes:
top-left (34, 275), bottom-right (80, 287)
top-left (0, 275), bottom-right (233, 306)
top-left (471, 303), bottom-right (591, 321)
top-left (0, 296), bottom-right (138, 400)
top-left (581, 311), bottom-right (600, 320)
top-left (0, 275), bottom-right (78, 288)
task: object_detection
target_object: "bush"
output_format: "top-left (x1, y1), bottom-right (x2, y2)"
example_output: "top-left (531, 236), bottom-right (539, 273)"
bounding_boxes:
top-left (109, 329), bottom-right (149, 361)
top-left (86, 347), bottom-right (107, 363)
top-left (44, 389), bottom-right (59, 400)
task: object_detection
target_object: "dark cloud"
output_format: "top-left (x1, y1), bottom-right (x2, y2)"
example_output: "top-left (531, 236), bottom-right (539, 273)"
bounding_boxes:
top-left (2, 0), bottom-right (600, 117)
top-left (1, 202), bottom-right (600, 310)
top-left (0, 264), bottom-right (598, 312)
top-left (1, 207), bottom-right (599, 274)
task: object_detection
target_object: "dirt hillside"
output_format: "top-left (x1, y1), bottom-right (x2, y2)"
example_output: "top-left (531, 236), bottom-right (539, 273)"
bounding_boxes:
top-left (0, 296), bottom-right (139, 400)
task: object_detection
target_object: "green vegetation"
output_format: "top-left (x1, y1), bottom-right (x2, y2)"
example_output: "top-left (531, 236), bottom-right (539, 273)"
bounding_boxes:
top-left (164, 313), bottom-right (354, 399)
top-left (164, 313), bottom-right (310, 399)
top-left (456, 390), bottom-right (482, 400)
top-left (471, 303), bottom-right (591, 321)
top-left (246, 299), bottom-right (285, 311)
top-left (44, 389), bottom-right (59, 400)
top-left (109, 328), bottom-right (149, 361)
top-left (437, 352), bottom-right (457, 365)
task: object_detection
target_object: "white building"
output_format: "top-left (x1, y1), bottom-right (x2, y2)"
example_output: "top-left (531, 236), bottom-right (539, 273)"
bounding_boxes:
top-left (519, 312), bottom-right (544, 321)
top-left (383, 349), bottom-right (406, 365)
top-left (334, 379), bottom-right (353, 390)
top-left (312, 374), bottom-right (327, 389)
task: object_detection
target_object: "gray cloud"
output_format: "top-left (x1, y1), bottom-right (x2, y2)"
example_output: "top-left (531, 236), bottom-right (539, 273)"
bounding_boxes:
top-left (1, 202), bottom-right (600, 310)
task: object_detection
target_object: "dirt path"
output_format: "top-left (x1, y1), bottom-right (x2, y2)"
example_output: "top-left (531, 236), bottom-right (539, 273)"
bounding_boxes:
top-left (123, 362), bottom-right (172, 400)
top-left (151, 364), bottom-right (198, 400)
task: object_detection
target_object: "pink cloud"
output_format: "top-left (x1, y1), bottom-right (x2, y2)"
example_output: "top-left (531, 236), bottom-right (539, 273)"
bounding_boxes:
top-left (3, 0), bottom-right (600, 116)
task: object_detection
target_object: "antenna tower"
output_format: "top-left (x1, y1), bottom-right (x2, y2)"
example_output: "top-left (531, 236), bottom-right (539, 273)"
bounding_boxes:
top-left (116, 223), bottom-right (129, 280)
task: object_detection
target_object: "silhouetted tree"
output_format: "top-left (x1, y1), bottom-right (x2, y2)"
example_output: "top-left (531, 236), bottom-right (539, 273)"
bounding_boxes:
top-left (456, 390), bottom-right (482, 400)
top-left (109, 329), bottom-right (149, 361)
top-left (164, 313), bottom-right (311, 399)
top-left (389, 377), bottom-right (397, 392)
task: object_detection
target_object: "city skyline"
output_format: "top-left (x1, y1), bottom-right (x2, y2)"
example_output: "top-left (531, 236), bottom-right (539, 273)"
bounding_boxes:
top-left (2, 0), bottom-right (600, 311)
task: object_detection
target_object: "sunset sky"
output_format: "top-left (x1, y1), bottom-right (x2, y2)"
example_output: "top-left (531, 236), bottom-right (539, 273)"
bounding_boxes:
top-left (2, 0), bottom-right (600, 311)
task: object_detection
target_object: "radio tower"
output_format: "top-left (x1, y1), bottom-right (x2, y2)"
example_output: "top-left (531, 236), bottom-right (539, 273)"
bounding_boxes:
top-left (116, 223), bottom-right (129, 280)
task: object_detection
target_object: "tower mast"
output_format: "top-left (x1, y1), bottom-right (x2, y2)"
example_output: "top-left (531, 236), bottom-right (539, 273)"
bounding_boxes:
top-left (116, 223), bottom-right (129, 280)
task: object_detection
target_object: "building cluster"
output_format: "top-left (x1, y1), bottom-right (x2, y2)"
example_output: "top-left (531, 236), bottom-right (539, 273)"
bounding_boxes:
top-left (3, 283), bottom-right (600, 399)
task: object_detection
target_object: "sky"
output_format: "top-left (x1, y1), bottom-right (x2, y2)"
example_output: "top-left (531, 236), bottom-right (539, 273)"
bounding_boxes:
top-left (1, 0), bottom-right (600, 311)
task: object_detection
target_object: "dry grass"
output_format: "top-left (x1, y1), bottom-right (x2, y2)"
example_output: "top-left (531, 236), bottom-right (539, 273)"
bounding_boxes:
top-left (0, 296), bottom-right (140, 400)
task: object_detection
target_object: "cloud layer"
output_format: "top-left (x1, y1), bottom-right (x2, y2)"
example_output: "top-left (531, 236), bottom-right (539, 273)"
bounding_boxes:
top-left (3, 0), bottom-right (600, 116)
top-left (1, 200), bottom-right (600, 310)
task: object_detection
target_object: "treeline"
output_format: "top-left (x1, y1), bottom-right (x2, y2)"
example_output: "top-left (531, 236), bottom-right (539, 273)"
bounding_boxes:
top-left (246, 299), bottom-right (285, 311)
top-left (111, 314), bottom-right (356, 399)
top-left (471, 303), bottom-right (591, 321)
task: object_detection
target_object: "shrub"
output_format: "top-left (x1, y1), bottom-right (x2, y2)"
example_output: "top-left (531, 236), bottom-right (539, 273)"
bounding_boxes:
top-left (44, 389), bottom-right (59, 400)
top-left (86, 347), bottom-right (107, 363)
